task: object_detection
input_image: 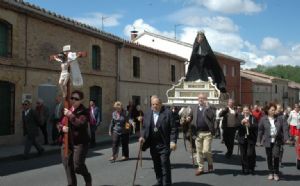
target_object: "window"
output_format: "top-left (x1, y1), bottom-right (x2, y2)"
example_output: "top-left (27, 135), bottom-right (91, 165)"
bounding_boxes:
top-left (90, 86), bottom-right (102, 120)
top-left (223, 64), bottom-right (227, 76)
top-left (133, 56), bottom-right (140, 78)
top-left (0, 20), bottom-right (12, 57)
top-left (275, 85), bottom-right (278, 93)
top-left (92, 45), bottom-right (101, 70)
top-left (231, 66), bottom-right (235, 77)
top-left (132, 95), bottom-right (141, 106)
top-left (171, 65), bottom-right (176, 82)
top-left (0, 81), bottom-right (15, 135)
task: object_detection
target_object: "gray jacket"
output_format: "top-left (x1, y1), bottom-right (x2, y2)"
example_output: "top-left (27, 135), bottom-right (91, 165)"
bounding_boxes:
top-left (258, 115), bottom-right (289, 148)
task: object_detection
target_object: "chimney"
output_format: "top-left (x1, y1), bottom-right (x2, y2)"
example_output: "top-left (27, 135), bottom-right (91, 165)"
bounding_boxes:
top-left (130, 30), bottom-right (138, 40)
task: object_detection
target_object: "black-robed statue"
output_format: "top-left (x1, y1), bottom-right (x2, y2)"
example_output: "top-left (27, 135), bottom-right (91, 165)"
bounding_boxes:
top-left (185, 31), bottom-right (227, 93)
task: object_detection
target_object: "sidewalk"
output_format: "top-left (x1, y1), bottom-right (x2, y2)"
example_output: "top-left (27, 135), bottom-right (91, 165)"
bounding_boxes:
top-left (0, 134), bottom-right (138, 161)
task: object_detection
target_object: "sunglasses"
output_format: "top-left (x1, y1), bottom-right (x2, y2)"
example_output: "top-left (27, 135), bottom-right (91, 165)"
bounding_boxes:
top-left (22, 104), bottom-right (28, 106)
top-left (70, 97), bottom-right (81, 101)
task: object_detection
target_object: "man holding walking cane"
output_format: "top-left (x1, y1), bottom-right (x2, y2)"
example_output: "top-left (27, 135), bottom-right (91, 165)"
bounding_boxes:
top-left (186, 93), bottom-right (216, 176)
top-left (138, 96), bottom-right (178, 186)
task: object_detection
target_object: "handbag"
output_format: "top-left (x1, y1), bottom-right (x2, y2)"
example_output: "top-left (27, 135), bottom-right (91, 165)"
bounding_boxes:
top-left (125, 122), bottom-right (132, 134)
top-left (125, 122), bottom-right (131, 130)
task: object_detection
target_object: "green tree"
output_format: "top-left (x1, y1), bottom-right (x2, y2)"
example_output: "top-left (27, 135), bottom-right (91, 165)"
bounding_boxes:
top-left (250, 65), bottom-right (300, 83)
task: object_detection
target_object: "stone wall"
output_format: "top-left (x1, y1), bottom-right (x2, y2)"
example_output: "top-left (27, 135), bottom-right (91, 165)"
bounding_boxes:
top-left (0, 6), bottom-right (185, 144)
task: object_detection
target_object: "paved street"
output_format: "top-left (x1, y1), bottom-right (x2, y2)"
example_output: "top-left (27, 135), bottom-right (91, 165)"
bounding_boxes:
top-left (0, 135), bottom-right (299, 186)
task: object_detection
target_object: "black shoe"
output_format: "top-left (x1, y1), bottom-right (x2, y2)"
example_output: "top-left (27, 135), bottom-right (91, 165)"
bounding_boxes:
top-left (225, 153), bottom-right (231, 159)
top-left (84, 173), bottom-right (92, 186)
top-left (89, 144), bottom-right (96, 148)
top-left (38, 148), bottom-right (45, 156)
top-left (50, 142), bottom-right (58, 146)
top-left (249, 169), bottom-right (255, 175)
top-left (152, 183), bottom-right (162, 186)
top-left (23, 155), bottom-right (29, 160)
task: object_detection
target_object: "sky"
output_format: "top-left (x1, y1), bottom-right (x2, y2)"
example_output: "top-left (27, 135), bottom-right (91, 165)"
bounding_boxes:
top-left (25, 0), bottom-right (300, 68)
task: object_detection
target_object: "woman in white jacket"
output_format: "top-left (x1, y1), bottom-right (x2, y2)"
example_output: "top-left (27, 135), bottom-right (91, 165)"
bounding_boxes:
top-left (287, 104), bottom-right (300, 145)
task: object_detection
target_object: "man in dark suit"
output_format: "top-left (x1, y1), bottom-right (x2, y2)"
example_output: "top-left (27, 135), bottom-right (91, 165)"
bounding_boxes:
top-left (89, 100), bottom-right (101, 147)
top-left (139, 96), bottom-right (178, 186)
top-left (35, 98), bottom-right (50, 145)
top-left (186, 93), bottom-right (215, 176)
top-left (219, 99), bottom-right (239, 158)
top-left (22, 100), bottom-right (44, 159)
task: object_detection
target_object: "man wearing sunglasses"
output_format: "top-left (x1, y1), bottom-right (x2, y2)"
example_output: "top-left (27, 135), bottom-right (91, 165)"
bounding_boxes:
top-left (22, 100), bottom-right (44, 159)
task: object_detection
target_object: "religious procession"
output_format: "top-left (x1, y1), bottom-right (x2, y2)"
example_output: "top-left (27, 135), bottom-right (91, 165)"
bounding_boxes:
top-left (0, 1), bottom-right (300, 186)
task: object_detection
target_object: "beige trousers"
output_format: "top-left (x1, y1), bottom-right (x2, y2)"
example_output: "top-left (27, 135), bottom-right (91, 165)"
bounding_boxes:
top-left (195, 131), bottom-right (213, 171)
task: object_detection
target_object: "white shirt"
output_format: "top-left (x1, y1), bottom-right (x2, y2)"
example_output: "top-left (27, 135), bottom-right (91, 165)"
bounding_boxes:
top-left (227, 107), bottom-right (236, 128)
top-left (199, 103), bottom-right (206, 111)
top-left (24, 109), bottom-right (30, 116)
top-left (288, 110), bottom-right (300, 126)
top-left (153, 112), bottom-right (159, 126)
top-left (268, 117), bottom-right (277, 143)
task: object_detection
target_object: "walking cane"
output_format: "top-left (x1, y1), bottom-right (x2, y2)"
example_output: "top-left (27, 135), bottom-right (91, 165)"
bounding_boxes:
top-left (139, 113), bottom-right (143, 168)
top-left (132, 142), bottom-right (142, 186)
top-left (189, 125), bottom-right (195, 167)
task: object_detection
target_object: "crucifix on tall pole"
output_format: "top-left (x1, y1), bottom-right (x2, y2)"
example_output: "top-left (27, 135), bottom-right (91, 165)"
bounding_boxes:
top-left (49, 45), bottom-right (87, 157)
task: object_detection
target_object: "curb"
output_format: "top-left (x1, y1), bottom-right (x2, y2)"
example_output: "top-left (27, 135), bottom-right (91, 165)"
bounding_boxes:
top-left (0, 135), bottom-right (138, 162)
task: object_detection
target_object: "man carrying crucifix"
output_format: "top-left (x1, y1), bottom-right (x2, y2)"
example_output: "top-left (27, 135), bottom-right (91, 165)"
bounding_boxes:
top-left (50, 45), bottom-right (91, 186)
top-left (52, 45), bottom-right (85, 97)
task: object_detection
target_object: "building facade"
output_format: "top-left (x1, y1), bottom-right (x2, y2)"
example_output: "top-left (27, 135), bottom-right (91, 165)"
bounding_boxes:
top-left (132, 31), bottom-right (244, 104)
top-left (288, 81), bottom-right (300, 106)
top-left (241, 70), bottom-right (292, 107)
top-left (0, 0), bottom-right (185, 145)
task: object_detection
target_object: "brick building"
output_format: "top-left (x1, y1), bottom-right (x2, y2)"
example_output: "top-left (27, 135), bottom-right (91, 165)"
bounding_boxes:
top-left (240, 70), bottom-right (295, 107)
top-left (0, 0), bottom-right (185, 145)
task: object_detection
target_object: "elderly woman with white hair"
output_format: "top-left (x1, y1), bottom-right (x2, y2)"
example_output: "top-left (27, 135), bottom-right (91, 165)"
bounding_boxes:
top-left (109, 101), bottom-right (130, 162)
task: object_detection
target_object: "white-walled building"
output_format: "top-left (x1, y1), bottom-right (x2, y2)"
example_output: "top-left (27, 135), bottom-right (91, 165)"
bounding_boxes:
top-left (133, 31), bottom-right (191, 72)
top-left (132, 31), bottom-right (245, 104)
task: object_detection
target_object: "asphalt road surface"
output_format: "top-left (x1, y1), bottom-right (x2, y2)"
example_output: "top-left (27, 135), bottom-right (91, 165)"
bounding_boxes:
top-left (0, 136), bottom-right (299, 186)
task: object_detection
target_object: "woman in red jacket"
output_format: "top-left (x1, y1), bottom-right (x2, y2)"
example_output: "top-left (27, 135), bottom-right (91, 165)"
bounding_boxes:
top-left (60, 90), bottom-right (92, 186)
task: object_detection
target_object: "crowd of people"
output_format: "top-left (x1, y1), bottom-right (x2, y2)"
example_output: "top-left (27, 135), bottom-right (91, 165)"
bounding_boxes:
top-left (21, 91), bottom-right (300, 186)
top-left (185, 96), bottom-right (297, 182)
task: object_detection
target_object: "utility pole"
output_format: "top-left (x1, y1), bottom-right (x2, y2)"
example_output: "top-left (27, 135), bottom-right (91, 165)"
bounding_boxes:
top-left (101, 16), bottom-right (109, 30)
top-left (174, 24), bottom-right (182, 40)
